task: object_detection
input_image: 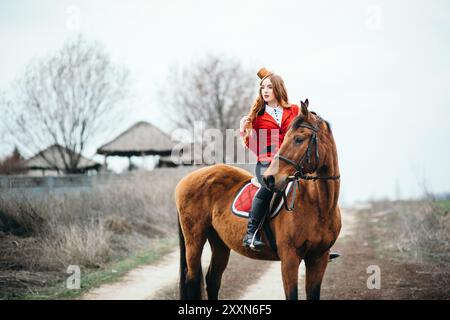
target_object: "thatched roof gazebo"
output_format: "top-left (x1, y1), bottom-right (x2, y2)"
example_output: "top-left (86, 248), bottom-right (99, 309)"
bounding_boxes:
top-left (96, 121), bottom-right (178, 170)
top-left (23, 144), bottom-right (101, 176)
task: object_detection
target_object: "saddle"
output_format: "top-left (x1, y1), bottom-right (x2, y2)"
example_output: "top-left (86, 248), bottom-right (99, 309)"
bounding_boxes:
top-left (231, 177), bottom-right (294, 219)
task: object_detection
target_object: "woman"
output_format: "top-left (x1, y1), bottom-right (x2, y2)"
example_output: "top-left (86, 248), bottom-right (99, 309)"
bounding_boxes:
top-left (239, 67), bottom-right (300, 251)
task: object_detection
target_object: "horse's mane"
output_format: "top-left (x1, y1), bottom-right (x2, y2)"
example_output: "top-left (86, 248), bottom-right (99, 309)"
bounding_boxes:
top-left (288, 111), bottom-right (332, 134)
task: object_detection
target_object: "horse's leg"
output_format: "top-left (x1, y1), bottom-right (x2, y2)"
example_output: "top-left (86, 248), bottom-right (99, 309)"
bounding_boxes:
top-left (184, 237), bottom-right (207, 299)
top-left (179, 219), bottom-right (208, 300)
top-left (205, 228), bottom-right (231, 300)
top-left (279, 248), bottom-right (301, 300)
top-left (304, 250), bottom-right (329, 300)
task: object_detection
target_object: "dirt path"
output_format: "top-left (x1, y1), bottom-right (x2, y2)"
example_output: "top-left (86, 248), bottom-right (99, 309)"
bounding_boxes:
top-left (82, 206), bottom-right (448, 300)
top-left (82, 210), bottom-right (355, 300)
top-left (82, 249), bottom-right (182, 300)
top-left (238, 208), bottom-right (355, 300)
top-left (320, 206), bottom-right (450, 299)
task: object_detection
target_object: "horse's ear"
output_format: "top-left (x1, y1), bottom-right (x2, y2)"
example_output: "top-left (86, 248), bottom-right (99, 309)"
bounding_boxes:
top-left (300, 100), bottom-right (309, 120)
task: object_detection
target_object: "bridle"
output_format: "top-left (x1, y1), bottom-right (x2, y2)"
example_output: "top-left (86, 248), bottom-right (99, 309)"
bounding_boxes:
top-left (272, 122), bottom-right (341, 211)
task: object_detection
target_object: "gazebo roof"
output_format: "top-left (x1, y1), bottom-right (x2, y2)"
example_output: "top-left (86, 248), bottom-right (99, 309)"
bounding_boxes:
top-left (97, 121), bottom-right (177, 156)
top-left (23, 144), bottom-right (100, 171)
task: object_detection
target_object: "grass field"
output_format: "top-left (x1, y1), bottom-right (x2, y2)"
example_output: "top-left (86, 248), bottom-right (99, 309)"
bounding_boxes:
top-left (437, 199), bottom-right (450, 212)
top-left (21, 237), bottom-right (177, 299)
top-left (0, 166), bottom-right (201, 299)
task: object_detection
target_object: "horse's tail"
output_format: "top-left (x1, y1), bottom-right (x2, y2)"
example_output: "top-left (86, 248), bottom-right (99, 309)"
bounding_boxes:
top-left (178, 217), bottom-right (188, 299)
top-left (178, 214), bottom-right (204, 300)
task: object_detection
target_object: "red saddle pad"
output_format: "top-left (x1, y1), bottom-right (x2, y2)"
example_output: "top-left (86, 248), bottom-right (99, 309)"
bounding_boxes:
top-left (231, 180), bottom-right (294, 219)
top-left (231, 181), bottom-right (259, 218)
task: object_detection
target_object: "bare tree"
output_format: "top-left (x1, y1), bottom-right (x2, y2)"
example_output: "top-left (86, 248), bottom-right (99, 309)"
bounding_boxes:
top-left (0, 146), bottom-right (25, 175)
top-left (0, 35), bottom-right (130, 173)
top-left (161, 55), bottom-right (256, 163)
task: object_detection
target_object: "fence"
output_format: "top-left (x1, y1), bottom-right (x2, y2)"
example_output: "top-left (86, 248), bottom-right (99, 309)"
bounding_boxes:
top-left (0, 164), bottom-right (256, 193)
top-left (0, 173), bottom-right (122, 192)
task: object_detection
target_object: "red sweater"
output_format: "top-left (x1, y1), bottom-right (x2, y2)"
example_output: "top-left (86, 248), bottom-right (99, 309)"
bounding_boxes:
top-left (242, 104), bottom-right (300, 162)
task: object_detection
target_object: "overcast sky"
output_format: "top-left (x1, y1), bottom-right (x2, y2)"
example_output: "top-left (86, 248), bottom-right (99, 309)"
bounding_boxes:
top-left (1, 0), bottom-right (449, 204)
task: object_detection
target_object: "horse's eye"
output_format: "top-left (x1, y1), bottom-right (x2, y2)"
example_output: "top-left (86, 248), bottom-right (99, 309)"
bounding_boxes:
top-left (295, 137), bottom-right (303, 144)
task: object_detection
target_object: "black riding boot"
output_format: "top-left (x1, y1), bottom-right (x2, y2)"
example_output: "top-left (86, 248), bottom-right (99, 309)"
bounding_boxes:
top-left (243, 196), bottom-right (268, 251)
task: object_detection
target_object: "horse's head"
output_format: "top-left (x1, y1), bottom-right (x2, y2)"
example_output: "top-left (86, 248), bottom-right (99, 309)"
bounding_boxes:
top-left (263, 99), bottom-right (336, 192)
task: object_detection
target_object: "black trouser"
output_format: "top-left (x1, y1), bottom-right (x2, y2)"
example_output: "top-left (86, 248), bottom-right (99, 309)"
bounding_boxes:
top-left (255, 161), bottom-right (275, 205)
top-left (246, 161), bottom-right (275, 234)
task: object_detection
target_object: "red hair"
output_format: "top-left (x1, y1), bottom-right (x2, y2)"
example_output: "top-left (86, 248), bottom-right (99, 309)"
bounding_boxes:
top-left (241, 73), bottom-right (291, 146)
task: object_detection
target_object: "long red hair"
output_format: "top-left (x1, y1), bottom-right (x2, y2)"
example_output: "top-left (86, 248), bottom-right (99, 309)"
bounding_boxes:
top-left (241, 74), bottom-right (291, 145)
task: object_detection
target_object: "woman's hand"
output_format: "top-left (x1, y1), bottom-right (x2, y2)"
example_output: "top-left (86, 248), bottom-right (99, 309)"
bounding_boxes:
top-left (239, 116), bottom-right (251, 133)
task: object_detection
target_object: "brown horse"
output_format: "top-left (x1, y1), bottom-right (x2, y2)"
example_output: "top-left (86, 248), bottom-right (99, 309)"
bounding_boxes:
top-left (175, 100), bottom-right (341, 300)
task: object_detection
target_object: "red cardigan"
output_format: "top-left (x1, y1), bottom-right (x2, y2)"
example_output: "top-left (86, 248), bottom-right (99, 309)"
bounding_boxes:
top-left (242, 104), bottom-right (300, 162)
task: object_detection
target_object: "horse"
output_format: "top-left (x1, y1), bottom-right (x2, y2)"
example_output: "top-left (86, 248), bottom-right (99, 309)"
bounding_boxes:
top-left (175, 100), bottom-right (341, 300)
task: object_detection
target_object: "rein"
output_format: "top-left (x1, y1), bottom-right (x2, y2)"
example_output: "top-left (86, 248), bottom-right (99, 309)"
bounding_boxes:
top-left (272, 122), bottom-right (340, 211)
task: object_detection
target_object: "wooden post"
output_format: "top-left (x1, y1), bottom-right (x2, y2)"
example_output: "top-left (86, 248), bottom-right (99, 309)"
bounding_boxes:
top-left (104, 155), bottom-right (108, 170)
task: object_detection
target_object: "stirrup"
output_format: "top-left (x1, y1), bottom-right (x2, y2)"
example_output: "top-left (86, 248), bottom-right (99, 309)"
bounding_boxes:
top-left (243, 233), bottom-right (264, 251)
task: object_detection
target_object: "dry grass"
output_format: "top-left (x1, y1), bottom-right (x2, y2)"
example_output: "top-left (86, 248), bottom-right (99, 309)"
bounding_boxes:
top-left (395, 200), bottom-right (450, 266)
top-left (0, 166), bottom-right (204, 298)
top-left (353, 198), bottom-right (450, 295)
top-left (366, 199), bottom-right (450, 266)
